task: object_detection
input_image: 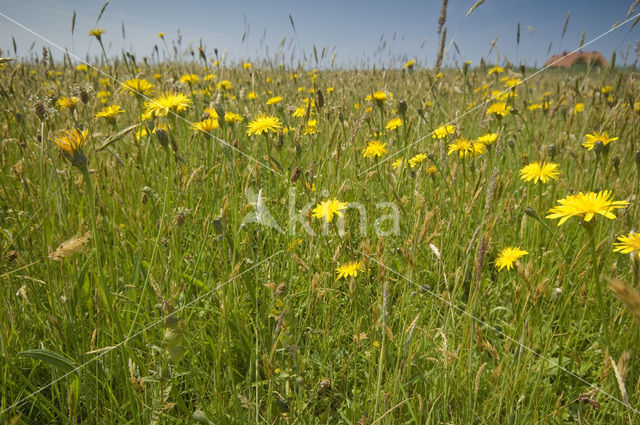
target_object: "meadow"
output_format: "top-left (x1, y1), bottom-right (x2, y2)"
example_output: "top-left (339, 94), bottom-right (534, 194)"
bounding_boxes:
top-left (1, 29), bottom-right (640, 424)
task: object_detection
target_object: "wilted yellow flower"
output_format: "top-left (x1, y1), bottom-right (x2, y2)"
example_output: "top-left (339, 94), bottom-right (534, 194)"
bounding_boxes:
top-left (519, 161), bottom-right (561, 184)
top-left (363, 141), bottom-right (387, 158)
top-left (312, 199), bottom-right (348, 223)
top-left (247, 113), bottom-right (282, 136)
top-left (582, 131), bottom-right (619, 151)
top-left (336, 261), bottom-right (364, 279)
top-left (547, 190), bottom-right (629, 225)
top-left (613, 232), bottom-right (640, 254)
top-left (144, 92), bottom-right (192, 117)
top-left (495, 247), bottom-right (528, 271)
top-left (385, 118), bottom-right (403, 131)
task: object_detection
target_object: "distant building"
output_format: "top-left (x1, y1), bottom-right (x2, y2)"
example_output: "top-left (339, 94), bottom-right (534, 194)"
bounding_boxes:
top-left (544, 51), bottom-right (608, 68)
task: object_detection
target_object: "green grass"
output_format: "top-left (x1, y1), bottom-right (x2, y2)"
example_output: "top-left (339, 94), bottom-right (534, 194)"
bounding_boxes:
top-left (1, 55), bottom-right (640, 424)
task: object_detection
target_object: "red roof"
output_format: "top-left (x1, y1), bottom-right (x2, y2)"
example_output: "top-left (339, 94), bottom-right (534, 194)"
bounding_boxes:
top-left (544, 51), bottom-right (608, 67)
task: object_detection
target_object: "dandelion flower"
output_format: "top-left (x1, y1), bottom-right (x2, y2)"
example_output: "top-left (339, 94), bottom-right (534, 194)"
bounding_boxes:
top-left (403, 59), bottom-right (416, 70)
top-left (408, 153), bottom-right (428, 168)
top-left (192, 118), bottom-right (220, 132)
top-left (613, 232), bottom-right (640, 254)
top-left (224, 112), bottom-right (244, 123)
top-left (573, 103), bottom-right (585, 115)
top-left (179, 74), bottom-right (199, 85)
top-left (247, 91), bottom-right (257, 100)
top-left (392, 158), bottom-right (404, 169)
top-left (267, 96), bottom-right (284, 105)
top-left (487, 102), bottom-right (511, 117)
top-left (304, 119), bottom-right (318, 135)
top-left (495, 247), bottom-right (528, 271)
top-left (95, 104), bottom-right (125, 122)
top-left (51, 128), bottom-right (89, 167)
top-left (476, 133), bottom-right (498, 146)
top-left (519, 161), bottom-right (561, 184)
top-left (363, 141), bottom-right (387, 158)
top-left (243, 62), bottom-right (252, 70)
top-left (336, 261), bottom-right (364, 279)
top-left (218, 80), bottom-right (232, 90)
top-left (121, 78), bottom-right (155, 97)
top-left (448, 138), bottom-right (484, 158)
top-left (247, 114), bottom-right (282, 136)
top-left (546, 190), bottom-right (629, 225)
top-left (432, 124), bottom-right (455, 139)
top-left (56, 96), bottom-right (78, 111)
top-left (582, 131), bottom-right (619, 151)
top-left (312, 199), bottom-right (348, 223)
top-left (488, 66), bottom-right (504, 75)
top-left (385, 118), bottom-right (403, 131)
top-left (144, 92), bottom-right (192, 117)
top-left (88, 28), bottom-right (105, 40)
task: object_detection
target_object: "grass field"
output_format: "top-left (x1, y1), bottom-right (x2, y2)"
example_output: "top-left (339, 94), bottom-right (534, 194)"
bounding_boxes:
top-left (1, 28), bottom-right (640, 424)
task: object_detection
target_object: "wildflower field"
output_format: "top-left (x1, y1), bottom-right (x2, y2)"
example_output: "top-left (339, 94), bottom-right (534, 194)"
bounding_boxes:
top-left (2, 20), bottom-right (640, 425)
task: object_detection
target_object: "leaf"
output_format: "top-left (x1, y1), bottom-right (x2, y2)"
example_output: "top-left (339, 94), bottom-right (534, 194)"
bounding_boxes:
top-left (20, 348), bottom-right (78, 375)
top-left (96, 123), bottom-right (139, 152)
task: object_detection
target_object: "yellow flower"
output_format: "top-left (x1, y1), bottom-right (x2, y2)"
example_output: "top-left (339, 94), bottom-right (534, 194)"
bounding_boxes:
top-left (292, 106), bottom-right (306, 117)
top-left (179, 74), bottom-right (199, 85)
top-left (613, 232), bottom-right (640, 254)
top-left (488, 66), bottom-right (504, 75)
top-left (371, 91), bottom-right (389, 104)
top-left (51, 128), bottom-right (89, 167)
top-left (144, 92), bottom-right (192, 117)
top-left (448, 138), bottom-right (484, 158)
top-left (519, 161), bottom-right (561, 184)
top-left (247, 114), bottom-right (282, 136)
top-left (476, 133), bottom-right (498, 146)
top-left (88, 28), bottom-right (105, 39)
top-left (218, 80), bottom-right (232, 90)
top-left (362, 141), bottom-right (387, 158)
top-left (267, 96), bottom-right (284, 105)
top-left (409, 153), bottom-right (428, 168)
top-left (247, 91), bottom-right (257, 100)
top-left (75, 64), bottom-right (88, 72)
top-left (432, 124), bottom-right (455, 139)
top-left (224, 112), bottom-right (244, 123)
top-left (304, 119), bottom-right (318, 135)
top-left (582, 131), bottom-right (619, 151)
top-left (528, 103), bottom-right (543, 111)
top-left (546, 190), bottom-right (629, 225)
top-left (336, 261), bottom-right (364, 279)
top-left (121, 78), bottom-right (155, 97)
top-left (158, 32), bottom-right (165, 38)
top-left (427, 165), bottom-right (437, 176)
top-left (601, 85), bottom-right (612, 94)
top-left (312, 199), bottom-right (348, 223)
top-left (192, 118), bottom-right (220, 132)
top-left (243, 62), bottom-right (252, 70)
top-left (95, 104), bottom-right (125, 121)
top-left (403, 59), bottom-right (416, 69)
top-left (495, 247), bottom-right (528, 271)
top-left (385, 118), bottom-right (403, 131)
top-left (56, 96), bottom-right (79, 110)
top-left (487, 102), bottom-right (511, 117)
top-left (392, 158), bottom-right (404, 169)
top-left (573, 103), bottom-right (585, 114)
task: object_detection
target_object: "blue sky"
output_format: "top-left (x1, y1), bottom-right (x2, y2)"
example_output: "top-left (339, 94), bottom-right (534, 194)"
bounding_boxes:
top-left (1, 0), bottom-right (639, 68)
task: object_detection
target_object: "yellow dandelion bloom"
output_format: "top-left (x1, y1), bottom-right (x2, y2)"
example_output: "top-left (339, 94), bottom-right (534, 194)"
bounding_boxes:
top-left (392, 158), bottom-right (404, 169)
top-left (582, 131), bottom-right (619, 151)
top-left (88, 28), bottom-right (105, 39)
top-left (247, 91), bottom-right (257, 100)
top-left (218, 80), bottom-right (232, 90)
top-left (476, 133), bottom-right (498, 146)
top-left (546, 190), bottom-right (629, 225)
top-left (403, 59), bottom-right (416, 69)
top-left (95, 104), bottom-right (125, 121)
top-left (336, 261), bottom-right (364, 279)
top-left (528, 103), bottom-right (543, 111)
top-left (56, 96), bottom-right (79, 110)
top-left (292, 107), bottom-right (306, 117)
top-left (224, 112), bottom-right (244, 123)
top-left (432, 124), bottom-right (455, 139)
top-left (487, 102), bottom-right (511, 117)
top-left (448, 138), bottom-right (484, 158)
top-left (573, 103), bottom-right (585, 114)
top-left (386, 118), bottom-right (403, 131)
top-left (247, 114), bottom-right (282, 136)
top-left (363, 141), bottom-right (387, 158)
top-left (613, 232), bottom-right (640, 254)
top-left (144, 92), bottom-right (192, 117)
top-left (495, 247), bottom-right (528, 271)
top-left (304, 119), bottom-right (318, 135)
top-left (243, 62), bottom-right (252, 70)
top-left (51, 128), bottom-right (89, 167)
top-left (267, 96), bottom-right (284, 105)
top-left (313, 199), bottom-right (348, 223)
top-left (519, 161), bottom-right (561, 184)
top-left (121, 78), bottom-right (155, 97)
top-left (179, 74), bottom-right (199, 85)
top-left (488, 66), bottom-right (504, 75)
top-left (409, 153), bottom-right (428, 168)
top-left (192, 118), bottom-right (219, 132)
